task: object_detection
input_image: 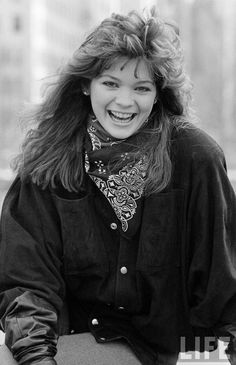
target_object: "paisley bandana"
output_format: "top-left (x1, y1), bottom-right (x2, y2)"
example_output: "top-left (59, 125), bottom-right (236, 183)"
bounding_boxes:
top-left (85, 117), bottom-right (148, 234)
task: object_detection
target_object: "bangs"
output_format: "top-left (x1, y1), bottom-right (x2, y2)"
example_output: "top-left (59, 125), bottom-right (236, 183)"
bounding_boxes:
top-left (97, 55), bottom-right (155, 81)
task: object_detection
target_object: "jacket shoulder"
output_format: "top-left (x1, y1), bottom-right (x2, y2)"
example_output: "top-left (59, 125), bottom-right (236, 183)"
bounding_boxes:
top-left (1, 176), bottom-right (56, 218)
top-left (171, 124), bottom-right (225, 166)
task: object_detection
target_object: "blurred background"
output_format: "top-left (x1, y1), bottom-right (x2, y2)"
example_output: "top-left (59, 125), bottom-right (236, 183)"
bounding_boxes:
top-left (0, 0), bottom-right (236, 207)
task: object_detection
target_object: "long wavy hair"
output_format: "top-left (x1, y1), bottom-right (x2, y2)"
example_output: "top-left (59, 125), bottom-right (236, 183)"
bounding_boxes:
top-left (13, 7), bottom-right (193, 195)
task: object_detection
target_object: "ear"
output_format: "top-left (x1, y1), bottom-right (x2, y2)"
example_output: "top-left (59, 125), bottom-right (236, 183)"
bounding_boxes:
top-left (81, 80), bottom-right (91, 96)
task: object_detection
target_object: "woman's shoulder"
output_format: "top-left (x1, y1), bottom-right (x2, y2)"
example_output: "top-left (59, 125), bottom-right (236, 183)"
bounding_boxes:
top-left (2, 175), bottom-right (53, 211)
top-left (3, 175), bottom-right (86, 205)
top-left (171, 123), bottom-right (225, 165)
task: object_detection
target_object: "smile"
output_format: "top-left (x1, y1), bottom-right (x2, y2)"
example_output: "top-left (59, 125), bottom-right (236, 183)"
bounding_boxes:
top-left (108, 110), bottom-right (136, 123)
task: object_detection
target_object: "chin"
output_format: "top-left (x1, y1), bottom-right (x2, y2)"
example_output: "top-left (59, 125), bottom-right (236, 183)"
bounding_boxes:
top-left (110, 130), bottom-right (134, 139)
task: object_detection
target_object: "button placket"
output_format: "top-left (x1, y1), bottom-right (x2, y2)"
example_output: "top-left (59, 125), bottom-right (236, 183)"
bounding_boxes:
top-left (114, 235), bottom-right (138, 312)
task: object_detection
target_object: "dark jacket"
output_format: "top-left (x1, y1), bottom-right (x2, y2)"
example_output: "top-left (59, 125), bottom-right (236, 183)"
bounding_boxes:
top-left (0, 125), bottom-right (236, 365)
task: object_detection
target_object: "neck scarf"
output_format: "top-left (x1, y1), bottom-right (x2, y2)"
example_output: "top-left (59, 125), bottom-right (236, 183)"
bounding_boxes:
top-left (85, 117), bottom-right (148, 234)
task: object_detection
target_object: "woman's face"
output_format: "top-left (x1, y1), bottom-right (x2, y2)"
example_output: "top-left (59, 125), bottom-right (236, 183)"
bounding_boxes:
top-left (89, 58), bottom-right (157, 139)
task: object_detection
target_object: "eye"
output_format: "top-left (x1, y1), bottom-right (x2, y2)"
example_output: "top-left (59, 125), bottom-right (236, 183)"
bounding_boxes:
top-left (135, 86), bottom-right (151, 92)
top-left (103, 81), bottom-right (118, 88)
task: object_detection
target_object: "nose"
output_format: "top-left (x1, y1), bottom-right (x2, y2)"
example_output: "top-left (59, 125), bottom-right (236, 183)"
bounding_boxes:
top-left (115, 88), bottom-right (134, 108)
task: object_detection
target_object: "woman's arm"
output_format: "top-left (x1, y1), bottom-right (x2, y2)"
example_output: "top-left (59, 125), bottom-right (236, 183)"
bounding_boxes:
top-left (0, 177), bottom-right (65, 365)
top-left (186, 147), bottom-right (236, 364)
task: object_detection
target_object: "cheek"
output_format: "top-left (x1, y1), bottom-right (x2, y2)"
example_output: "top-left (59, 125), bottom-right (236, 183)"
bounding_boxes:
top-left (90, 83), bottom-right (103, 102)
top-left (90, 87), bottom-right (99, 103)
top-left (140, 100), bottom-right (155, 114)
top-left (91, 89), bottom-right (111, 108)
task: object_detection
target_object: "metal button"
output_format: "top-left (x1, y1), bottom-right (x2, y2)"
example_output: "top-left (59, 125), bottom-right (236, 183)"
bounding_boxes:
top-left (110, 222), bottom-right (117, 230)
top-left (70, 329), bottom-right (75, 334)
top-left (118, 306), bottom-right (125, 310)
top-left (100, 337), bottom-right (106, 341)
top-left (91, 318), bottom-right (99, 326)
top-left (120, 266), bottom-right (128, 274)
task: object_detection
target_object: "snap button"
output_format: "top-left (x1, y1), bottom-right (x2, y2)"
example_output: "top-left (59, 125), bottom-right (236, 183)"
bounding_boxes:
top-left (100, 337), bottom-right (106, 341)
top-left (120, 266), bottom-right (128, 274)
top-left (118, 306), bottom-right (125, 310)
top-left (70, 329), bottom-right (75, 334)
top-left (91, 318), bottom-right (99, 326)
top-left (110, 222), bottom-right (117, 230)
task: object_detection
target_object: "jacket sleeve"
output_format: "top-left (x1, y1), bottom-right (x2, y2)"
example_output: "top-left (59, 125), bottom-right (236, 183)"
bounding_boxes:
top-left (186, 146), bottom-right (236, 364)
top-left (0, 177), bottom-right (65, 365)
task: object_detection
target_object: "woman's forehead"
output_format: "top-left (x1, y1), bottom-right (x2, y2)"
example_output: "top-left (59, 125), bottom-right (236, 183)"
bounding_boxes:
top-left (101, 57), bottom-right (154, 80)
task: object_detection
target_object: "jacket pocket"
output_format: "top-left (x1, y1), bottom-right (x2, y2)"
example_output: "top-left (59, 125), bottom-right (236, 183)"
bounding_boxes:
top-left (137, 189), bottom-right (185, 270)
top-left (56, 193), bottom-right (109, 275)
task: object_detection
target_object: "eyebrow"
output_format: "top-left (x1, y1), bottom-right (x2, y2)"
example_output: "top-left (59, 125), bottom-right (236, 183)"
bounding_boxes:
top-left (100, 74), bottom-right (155, 85)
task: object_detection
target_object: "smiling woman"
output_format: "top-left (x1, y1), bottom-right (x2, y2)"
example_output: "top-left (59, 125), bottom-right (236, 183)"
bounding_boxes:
top-left (89, 58), bottom-right (157, 139)
top-left (0, 6), bottom-right (236, 365)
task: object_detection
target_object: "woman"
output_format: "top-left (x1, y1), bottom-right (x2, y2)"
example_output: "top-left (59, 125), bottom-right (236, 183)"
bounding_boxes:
top-left (0, 7), bottom-right (236, 365)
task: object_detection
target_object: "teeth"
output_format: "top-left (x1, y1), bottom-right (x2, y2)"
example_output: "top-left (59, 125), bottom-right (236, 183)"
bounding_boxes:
top-left (110, 111), bottom-right (134, 119)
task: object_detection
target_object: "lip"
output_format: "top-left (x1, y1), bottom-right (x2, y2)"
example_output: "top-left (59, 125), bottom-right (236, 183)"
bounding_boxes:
top-left (107, 110), bottom-right (137, 125)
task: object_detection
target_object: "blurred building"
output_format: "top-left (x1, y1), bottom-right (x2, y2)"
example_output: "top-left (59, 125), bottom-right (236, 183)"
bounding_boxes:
top-left (189, 0), bottom-right (236, 168)
top-left (0, 0), bottom-right (28, 167)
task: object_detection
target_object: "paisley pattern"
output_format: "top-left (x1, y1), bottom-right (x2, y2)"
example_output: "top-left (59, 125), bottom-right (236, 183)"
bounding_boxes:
top-left (89, 159), bottom-right (146, 232)
top-left (89, 131), bottom-right (101, 150)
